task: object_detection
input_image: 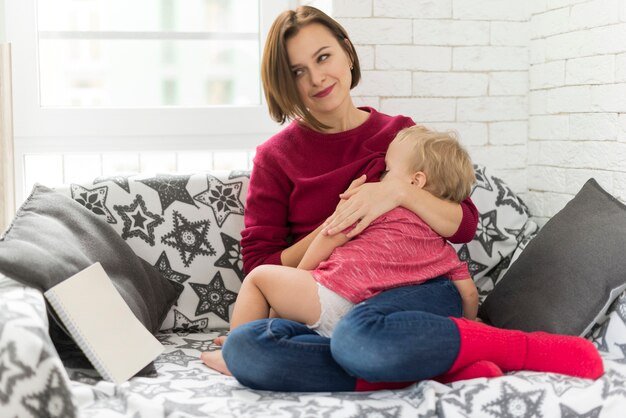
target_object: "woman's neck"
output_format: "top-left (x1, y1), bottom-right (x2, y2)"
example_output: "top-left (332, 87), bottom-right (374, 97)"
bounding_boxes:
top-left (312, 104), bottom-right (370, 134)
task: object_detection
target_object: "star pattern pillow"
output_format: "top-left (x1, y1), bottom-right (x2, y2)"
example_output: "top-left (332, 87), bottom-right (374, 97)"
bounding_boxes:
top-left (452, 165), bottom-right (539, 303)
top-left (56, 171), bottom-right (249, 332)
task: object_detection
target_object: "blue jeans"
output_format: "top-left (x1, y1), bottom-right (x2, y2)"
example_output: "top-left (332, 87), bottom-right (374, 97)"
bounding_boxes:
top-left (222, 277), bottom-right (463, 392)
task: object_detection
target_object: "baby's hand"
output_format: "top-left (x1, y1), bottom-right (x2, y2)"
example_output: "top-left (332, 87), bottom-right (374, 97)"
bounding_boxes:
top-left (324, 177), bottom-right (402, 238)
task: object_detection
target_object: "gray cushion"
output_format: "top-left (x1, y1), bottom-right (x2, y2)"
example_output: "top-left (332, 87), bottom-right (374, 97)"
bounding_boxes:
top-left (479, 178), bottom-right (626, 336)
top-left (0, 185), bottom-right (181, 345)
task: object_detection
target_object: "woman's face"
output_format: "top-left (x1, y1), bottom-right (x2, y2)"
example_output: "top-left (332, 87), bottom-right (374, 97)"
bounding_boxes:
top-left (286, 23), bottom-right (353, 120)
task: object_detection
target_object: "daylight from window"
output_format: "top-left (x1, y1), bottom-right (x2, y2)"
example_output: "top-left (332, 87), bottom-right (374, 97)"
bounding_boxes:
top-left (36, 0), bottom-right (260, 107)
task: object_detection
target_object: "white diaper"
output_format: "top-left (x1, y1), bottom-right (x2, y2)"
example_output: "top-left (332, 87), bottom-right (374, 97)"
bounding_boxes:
top-left (307, 283), bottom-right (355, 338)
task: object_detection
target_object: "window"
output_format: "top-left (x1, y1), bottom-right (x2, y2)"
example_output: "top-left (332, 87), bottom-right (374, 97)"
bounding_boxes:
top-left (36, 0), bottom-right (262, 108)
top-left (6, 0), bottom-right (295, 203)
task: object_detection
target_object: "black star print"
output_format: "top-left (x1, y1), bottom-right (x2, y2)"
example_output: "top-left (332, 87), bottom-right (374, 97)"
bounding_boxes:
top-left (489, 251), bottom-right (513, 285)
top-left (525, 373), bottom-right (591, 397)
top-left (476, 210), bottom-right (508, 257)
top-left (214, 232), bottom-right (244, 281)
top-left (400, 384), bottom-right (430, 409)
top-left (71, 184), bottom-right (116, 223)
top-left (126, 381), bottom-right (180, 400)
top-left (504, 226), bottom-right (525, 242)
top-left (138, 174), bottom-right (197, 214)
top-left (131, 211), bottom-right (146, 228)
top-left (114, 194), bottom-right (164, 246)
top-left (282, 400), bottom-right (343, 418)
top-left (193, 175), bottom-right (245, 227)
top-left (253, 390), bottom-right (303, 402)
top-left (177, 338), bottom-right (213, 352)
top-left (417, 410), bottom-right (438, 418)
top-left (350, 405), bottom-right (402, 418)
top-left (164, 368), bottom-right (208, 381)
top-left (161, 211), bottom-right (215, 267)
top-left (472, 165), bottom-right (493, 193)
top-left (188, 383), bottom-right (238, 398)
top-left (94, 175), bottom-right (132, 193)
top-left (189, 272), bottom-right (238, 322)
top-left (456, 244), bottom-right (489, 278)
top-left (153, 251), bottom-right (190, 303)
top-left (614, 295), bottom-right (626, 323)
top-left (155, 334), bottom-right (176, 346)
top-left (172, 309), bottom-right (208, 333)
top-left (440, 383), bottom-right (488, 414)
top-left (0, 342), bottom-right (35, 403)
top-left (90, 389), bottom-right (128, 413)
top-left (589, 319), bottom-right (610, 353)
top-left (601, 369), bottom-right (626, 399)
top-left (21, 369), bottom-right (74, 418)
top-left (154, 349), bottom-right (199, 368)
top-left (163, 399), bottom-right (207, 416)
top-left (494, 176), bottom-right (527, 215)
top-left (215, 401), bottom-right (277, 417)
top-left (616, 343), bottom-right (626, 361)
top-left (482, 382), bottom-right (545, 418)
top-left (560, 404), bottom-right (602, 418)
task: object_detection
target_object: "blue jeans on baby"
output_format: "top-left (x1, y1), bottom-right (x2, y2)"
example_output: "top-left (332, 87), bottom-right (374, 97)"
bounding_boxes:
top-left (221, 276), bottom-right (463, 392)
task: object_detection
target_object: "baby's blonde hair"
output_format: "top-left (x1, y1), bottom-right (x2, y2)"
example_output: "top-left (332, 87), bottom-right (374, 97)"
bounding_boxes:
top-left (393, 126), bottom-right (475, 203)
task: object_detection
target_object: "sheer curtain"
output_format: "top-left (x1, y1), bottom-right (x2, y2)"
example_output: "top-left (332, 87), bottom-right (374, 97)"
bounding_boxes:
top-left (0, 43), bottom-right (15, 232)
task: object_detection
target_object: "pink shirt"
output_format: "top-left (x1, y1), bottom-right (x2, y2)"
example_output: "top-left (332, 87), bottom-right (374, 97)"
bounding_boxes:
top-left (311, 207), bottom-right (470, 304)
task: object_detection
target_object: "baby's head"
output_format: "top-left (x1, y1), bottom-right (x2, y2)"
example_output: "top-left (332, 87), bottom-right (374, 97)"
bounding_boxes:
top-left (385, 126), bottom-right (475, 203)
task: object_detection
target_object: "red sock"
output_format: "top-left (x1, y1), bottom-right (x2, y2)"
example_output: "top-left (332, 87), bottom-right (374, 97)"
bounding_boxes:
top-left (434, 360), bottom-right (503, 384)
top-left (448, 318), bottom-right (604, 379)
top-left (355, 360), bottom-right (503, 391)
top-left (525, 331), bottom-right (604, 379)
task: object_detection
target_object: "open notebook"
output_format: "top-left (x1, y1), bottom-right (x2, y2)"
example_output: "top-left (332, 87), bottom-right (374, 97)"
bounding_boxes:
top-left (45, 262), bottom-right (164, 384)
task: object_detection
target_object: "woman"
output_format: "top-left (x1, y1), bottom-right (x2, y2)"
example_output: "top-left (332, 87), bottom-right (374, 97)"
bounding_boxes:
top-left (202, 6), bottom-right (603, 391)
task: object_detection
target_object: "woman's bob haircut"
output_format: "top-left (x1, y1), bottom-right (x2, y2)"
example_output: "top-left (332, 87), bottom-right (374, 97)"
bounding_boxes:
top-left (261, 6), bottom-right (361, 131)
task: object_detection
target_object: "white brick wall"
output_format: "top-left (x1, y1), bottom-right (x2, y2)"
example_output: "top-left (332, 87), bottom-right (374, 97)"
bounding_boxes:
top-left (529, 0), bottom-right (626, 223)
top-left (335, 0), bottom-right (626, 225)
top-left (338, 0), bottom-right (530, 202)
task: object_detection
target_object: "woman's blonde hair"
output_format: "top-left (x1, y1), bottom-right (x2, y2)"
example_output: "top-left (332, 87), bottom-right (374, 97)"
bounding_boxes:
top-left (393, 126), bottom-right (475, 203)
top-left (261, 6), bottom-right (361, 131)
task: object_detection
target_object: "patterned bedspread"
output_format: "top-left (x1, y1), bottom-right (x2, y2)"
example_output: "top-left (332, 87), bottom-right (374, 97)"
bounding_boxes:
top-left (68, 307), bottom-right (626, 418)
top-left (3, 274), bottom-right (626, 418)
top-left (68, 332), bottom-right (626, 418)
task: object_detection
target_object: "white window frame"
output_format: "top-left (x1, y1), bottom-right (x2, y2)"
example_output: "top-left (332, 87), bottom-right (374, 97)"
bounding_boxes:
top-left (6, 0), bottom-right (292, 202)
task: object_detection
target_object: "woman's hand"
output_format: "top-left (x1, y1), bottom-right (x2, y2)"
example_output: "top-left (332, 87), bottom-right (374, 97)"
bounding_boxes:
top-left (323, 175), bottom-right (407, 238)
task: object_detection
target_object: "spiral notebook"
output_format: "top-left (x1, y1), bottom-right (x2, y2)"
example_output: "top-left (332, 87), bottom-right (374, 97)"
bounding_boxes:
top-left (44, 262), bottom-right (164, 384)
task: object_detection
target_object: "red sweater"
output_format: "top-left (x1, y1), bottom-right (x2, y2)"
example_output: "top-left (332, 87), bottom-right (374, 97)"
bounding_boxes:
top-left (241, 107), bottom-right (478, 273)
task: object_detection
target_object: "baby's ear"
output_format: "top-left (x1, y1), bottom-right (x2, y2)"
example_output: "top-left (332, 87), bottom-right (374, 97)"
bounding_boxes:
top-left (411, 171), bottom-right (427, 188)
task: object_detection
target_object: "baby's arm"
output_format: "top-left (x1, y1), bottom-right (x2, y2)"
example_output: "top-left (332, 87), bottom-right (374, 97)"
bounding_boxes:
top-left (297, 228), bottom-right (350, 270)
top-left (453, 278), bottom-right (479, 320)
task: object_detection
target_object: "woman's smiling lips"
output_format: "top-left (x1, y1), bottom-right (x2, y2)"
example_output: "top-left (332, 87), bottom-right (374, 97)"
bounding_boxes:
top-left (314, 84), bottom-right (335, 98)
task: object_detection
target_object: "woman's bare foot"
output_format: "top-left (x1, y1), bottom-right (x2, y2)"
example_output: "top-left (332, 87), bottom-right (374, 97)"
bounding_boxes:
top-left (213, 336), bottom-right (227, 346)
top-left (200, 351), bottom-right (232, 376)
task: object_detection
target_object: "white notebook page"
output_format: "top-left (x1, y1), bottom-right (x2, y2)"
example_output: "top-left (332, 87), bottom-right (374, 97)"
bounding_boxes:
top-left (45, 262), bottom-right (164, 384)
